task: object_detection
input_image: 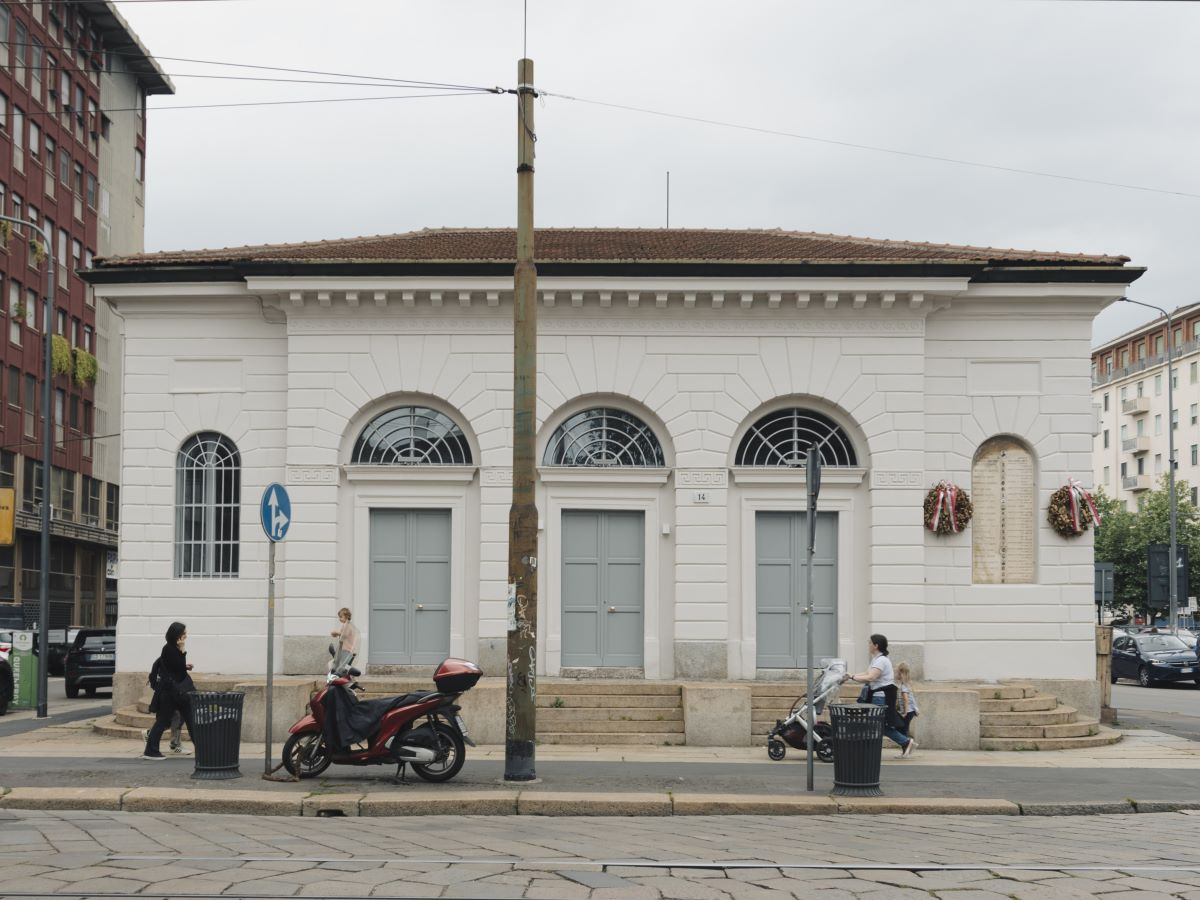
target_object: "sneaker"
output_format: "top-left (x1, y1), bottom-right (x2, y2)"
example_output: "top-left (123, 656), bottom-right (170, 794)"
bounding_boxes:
top-left (169, 745), bottom-right (191, 755)
top-left (901, 739), bottom-right (918, 759)
top-left (142, 750), bottom-right (166, 760)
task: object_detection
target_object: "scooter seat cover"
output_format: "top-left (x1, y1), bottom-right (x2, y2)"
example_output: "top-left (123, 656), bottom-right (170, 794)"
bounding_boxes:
top-left (322, 687), bottom-right (415, 751)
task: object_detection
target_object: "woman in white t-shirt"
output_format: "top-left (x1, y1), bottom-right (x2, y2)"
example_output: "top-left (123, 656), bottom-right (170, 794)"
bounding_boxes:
top-left (844, 633), bottom-right (918, 758)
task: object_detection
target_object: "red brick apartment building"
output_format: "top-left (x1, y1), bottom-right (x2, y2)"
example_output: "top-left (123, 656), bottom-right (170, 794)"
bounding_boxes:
top-left (0, 1), bottom-right (170, 630)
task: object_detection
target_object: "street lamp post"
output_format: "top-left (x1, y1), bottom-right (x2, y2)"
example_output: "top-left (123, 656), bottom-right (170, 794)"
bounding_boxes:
top-left (0, 214), bottom-right (55, 717)
top-left (1121, 297), bottom-right (1180, 632)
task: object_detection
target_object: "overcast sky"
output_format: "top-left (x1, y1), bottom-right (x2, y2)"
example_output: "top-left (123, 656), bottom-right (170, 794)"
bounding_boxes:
top-left (117, 0), bottom-right (1198, 347)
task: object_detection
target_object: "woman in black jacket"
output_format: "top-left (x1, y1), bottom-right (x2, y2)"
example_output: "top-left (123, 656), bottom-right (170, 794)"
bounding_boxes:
top-left (142, 622), bottom-right (194, 760)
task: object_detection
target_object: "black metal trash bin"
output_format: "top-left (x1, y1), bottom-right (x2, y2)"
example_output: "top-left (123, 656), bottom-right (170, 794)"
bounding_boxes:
top-left (828, 703), bottom-right (885, 797)
top-left (186, 691), bottom-right (244, 780)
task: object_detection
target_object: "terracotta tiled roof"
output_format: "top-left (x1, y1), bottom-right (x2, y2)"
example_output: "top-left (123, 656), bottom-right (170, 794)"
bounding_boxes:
top-left (97, 228), bottom-right (1130, 268)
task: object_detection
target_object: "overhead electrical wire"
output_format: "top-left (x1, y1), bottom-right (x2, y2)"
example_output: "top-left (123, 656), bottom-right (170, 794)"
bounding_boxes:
top-left (0, 39), bottom-right (500, 93)
top-left (540, 90), bottom-right (1200, 201)
top-left (11, 89), bottom-right (495, 122)
top-left (0, 36), bottom-right (1192, 199)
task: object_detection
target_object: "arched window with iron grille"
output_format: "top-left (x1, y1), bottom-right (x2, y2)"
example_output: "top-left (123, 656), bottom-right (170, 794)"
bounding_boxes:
top-left (174, 432), bottom-right (241, 578)
top-left (735, 408), bottom-right (857, 467)
top-left (352, 406), bottom-right (473, 465)
top-left (542, 407), bottom-right (665, 467)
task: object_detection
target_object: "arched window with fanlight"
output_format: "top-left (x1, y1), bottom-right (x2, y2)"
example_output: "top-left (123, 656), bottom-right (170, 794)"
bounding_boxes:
top-left (352, 406), bottom-right (473, 465)
top-left (543, 407), bottom-right (665, 467)
top-left (174, 432), bottom-right (241, 578)
top-left (735, 408), bottom-right (857, 467)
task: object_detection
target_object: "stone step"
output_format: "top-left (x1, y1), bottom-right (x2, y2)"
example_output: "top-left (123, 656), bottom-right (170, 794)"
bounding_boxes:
top-left (979, 707), bottom-right (1078, 727)
top-left (979, 727), bottom-right (1121, 752)
top-left (981, 719), bottom-right (1100, 740)
top-left (538, 707), bottom-right (682, 724)
top-left (537, 732), bottom-right (687, 746)
top-left (115, 707), bottom-right (155, 729)
top-left (978, 695), bottom-right (1057, 713)
top-left (537, 694), bottom-right (681, 709)
top-left (93, 714), bottom-right (194, 744)
top-left (531, 681), bottom-right (682, 696)
top-left (537, 718), bottom-right (682, 734)
top-left (973, 685), bottom-right (1037, 701)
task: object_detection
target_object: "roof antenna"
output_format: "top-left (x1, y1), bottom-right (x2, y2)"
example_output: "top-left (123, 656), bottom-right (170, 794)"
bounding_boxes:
top-left (666, 171), bottom-right (670, 228)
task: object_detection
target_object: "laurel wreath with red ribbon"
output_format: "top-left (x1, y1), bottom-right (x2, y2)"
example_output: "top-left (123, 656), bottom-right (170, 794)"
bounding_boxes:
top-left (924, 481), bottom-right (973, 535)
top-left (1048, 479), bottom-right (1101, 537)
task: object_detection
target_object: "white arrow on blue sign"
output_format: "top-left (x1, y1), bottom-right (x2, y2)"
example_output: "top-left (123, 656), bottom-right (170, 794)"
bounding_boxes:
top-left (260, 483), bottom-right (291, 542)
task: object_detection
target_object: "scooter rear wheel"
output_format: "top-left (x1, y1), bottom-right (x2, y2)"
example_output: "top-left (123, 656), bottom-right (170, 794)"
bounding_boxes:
top-left (282, 732), bottom-right (332, 779)
top-left (411, 719), bottom-right (466, 783)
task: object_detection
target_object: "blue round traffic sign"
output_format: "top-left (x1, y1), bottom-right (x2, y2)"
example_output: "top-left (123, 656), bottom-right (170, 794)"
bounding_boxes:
top-left (261, 483), bottom-right (291, 542)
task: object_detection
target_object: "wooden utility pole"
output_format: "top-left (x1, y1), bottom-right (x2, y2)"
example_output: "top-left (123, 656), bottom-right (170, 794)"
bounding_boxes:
top-left (505, 57), bottom-right (539, 782)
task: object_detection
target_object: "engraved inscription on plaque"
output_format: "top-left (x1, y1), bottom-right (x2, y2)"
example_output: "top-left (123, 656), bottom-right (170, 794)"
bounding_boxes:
top-left (971, 437), bottom-right (1036, 584)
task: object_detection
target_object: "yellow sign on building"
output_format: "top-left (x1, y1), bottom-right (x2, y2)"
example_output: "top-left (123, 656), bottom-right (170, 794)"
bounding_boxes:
top-left (0, 487), bottom-right (14, 546)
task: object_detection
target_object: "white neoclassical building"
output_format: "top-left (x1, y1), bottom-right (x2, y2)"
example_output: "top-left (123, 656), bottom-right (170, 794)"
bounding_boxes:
top-left (87, 228), bottom-right (1141, 698)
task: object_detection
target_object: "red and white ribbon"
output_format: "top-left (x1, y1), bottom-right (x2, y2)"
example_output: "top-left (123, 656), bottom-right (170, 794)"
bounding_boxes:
top-left (1066, 478), bottom-right (1101, 534)
top-left (928, 481), bottom-right (961, 533)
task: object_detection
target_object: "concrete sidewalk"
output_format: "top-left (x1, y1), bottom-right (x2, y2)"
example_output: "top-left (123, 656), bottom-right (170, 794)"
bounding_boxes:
top-left (2, 713), bottom-right (1199, 817)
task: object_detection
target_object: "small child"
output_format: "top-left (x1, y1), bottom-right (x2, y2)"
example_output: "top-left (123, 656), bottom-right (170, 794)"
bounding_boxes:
top-left (895, 661), bottom-right (920, 737)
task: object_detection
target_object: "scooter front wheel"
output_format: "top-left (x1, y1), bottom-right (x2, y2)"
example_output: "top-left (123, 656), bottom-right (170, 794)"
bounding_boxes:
top-left (411, 720), bottom-right (466, 783)
top-left (282, 732), bottom-right (332, 779)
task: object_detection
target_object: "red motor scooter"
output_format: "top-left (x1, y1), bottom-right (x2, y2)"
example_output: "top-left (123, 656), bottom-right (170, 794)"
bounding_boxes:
top-left (282, 657), bottom-right (482, 783)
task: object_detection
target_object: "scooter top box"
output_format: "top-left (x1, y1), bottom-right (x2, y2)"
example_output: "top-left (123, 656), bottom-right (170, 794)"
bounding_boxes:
top-left (434, 658), bottom-right (483, 693)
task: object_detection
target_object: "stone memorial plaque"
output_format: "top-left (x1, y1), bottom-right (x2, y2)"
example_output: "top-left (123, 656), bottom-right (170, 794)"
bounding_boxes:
top-left (972, 438), bottom-right (1036, 584)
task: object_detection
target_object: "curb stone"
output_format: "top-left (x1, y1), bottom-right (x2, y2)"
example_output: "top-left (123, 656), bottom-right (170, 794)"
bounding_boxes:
top-left (1019, 800), bottom-right (1135, 816)
top-left (361, 791), bottom-right (518, 817)
top-left (518, 791), bottom-right (672, 816)
top-left (0, 785), bottom-right (1197, 817)
top-left (122, 786), bottom-right (303, 816)
top-left (0, 786), bottom-right (128, 811)
top-left (301, 794), bottom-right (362, 817)
top-left (1134, 800), bottom-right (1200, 814)
top-left (834, 797), bottom-right (1020, 816)
top-left (671, 793), bottom-right (837, 815)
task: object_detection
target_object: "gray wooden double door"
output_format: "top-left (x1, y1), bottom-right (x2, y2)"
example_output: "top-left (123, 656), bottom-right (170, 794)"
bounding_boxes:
top-left (756, 511), bottom-right (838, 668)
top-left (561, 510), bottom-right (645, 667)
top-left (369, 509), bottom-right (451, 665)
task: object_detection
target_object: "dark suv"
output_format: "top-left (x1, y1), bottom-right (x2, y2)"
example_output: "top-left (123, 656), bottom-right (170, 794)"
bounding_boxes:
top-left (64, 628), bottom-right (115, 698)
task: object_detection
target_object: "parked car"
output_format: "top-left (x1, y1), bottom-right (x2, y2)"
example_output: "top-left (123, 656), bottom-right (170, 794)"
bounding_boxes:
top-left (0, 631), bottom-right (12, 716)
top-left (63, 628), bottom-right (115, 698)
top-left (1111, 633), bottom-right (1200, 687)
top-left (46, 627), bottom-right (81, 677)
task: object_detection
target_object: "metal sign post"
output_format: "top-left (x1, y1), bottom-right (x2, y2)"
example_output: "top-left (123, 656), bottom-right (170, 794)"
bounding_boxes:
top-left (1094, 562), bottom-right (1114, 625)
top-left (259, 483), bottom-right (291, 775)
top-left (804, 446), bottom-right (822, 793)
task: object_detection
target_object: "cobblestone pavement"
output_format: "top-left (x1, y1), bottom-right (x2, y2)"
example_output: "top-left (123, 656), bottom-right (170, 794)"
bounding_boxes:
top-left (2, 809), bottom-right (1200, 898)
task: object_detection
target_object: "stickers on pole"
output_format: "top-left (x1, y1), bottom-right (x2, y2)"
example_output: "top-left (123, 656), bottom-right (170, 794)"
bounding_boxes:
top-left (260, 483), bottom-right (291, 542)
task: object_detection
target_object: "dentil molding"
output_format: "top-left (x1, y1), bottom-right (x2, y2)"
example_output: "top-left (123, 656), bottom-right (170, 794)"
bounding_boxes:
top-left (287, 317), bottom-right (925, 336)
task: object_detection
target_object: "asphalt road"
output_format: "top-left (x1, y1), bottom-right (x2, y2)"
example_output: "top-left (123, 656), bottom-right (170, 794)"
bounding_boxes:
top-left (1113, 680), bottom-right (1200, 741)
top-left (0, 753), bottom-right (1196, 805)
top-left (0, 676), bottom-right (110, 737)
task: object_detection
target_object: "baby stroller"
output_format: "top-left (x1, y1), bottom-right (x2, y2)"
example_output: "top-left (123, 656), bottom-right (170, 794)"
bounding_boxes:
top-left (766, 659), bottom-right (846, 763)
